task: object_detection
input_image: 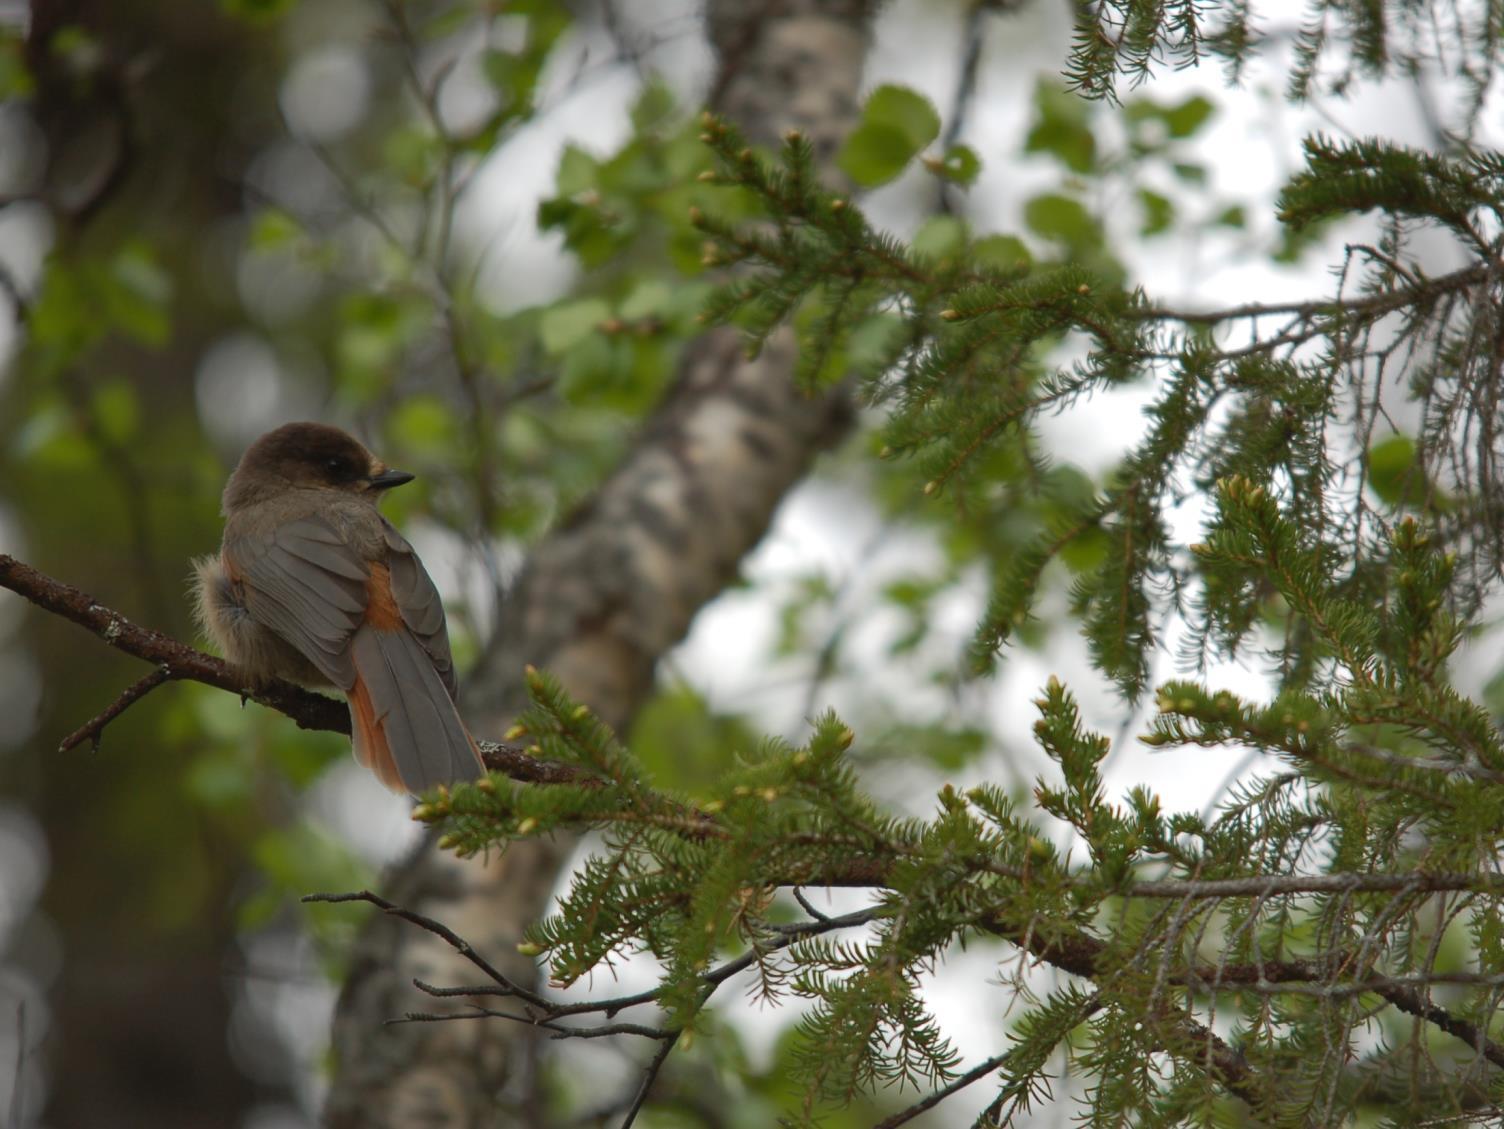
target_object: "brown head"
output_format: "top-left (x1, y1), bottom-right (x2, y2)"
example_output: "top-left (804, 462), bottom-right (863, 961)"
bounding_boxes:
top-left (222, 422), bottom-right (414, 514)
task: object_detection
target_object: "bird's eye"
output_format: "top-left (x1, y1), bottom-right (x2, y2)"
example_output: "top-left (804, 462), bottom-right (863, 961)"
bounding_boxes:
top-left (324, 456), bottom-right (353, 478)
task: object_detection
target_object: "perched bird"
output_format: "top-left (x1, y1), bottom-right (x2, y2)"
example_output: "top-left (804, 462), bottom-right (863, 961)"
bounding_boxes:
top-left (193, 422), bottom-right (484, 794)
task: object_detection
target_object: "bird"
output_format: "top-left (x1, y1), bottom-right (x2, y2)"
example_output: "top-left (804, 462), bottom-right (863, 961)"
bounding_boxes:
top-left (192, 421), bottom-right (484, 794)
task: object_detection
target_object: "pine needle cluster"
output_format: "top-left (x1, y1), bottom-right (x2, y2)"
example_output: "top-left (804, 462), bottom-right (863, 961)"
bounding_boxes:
top-left (423, 588), bottom-right (1504, 1122)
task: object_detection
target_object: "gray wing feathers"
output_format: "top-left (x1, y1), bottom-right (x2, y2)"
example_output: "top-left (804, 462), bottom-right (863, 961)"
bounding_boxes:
top-left (381, 519), bottom-right (457, 695)
top-left (350, 625), bottom-right (480, 792)
top-left (226, 518), bottom-right (368, 688)
top-left (228, 513), bottom-right (480, 791)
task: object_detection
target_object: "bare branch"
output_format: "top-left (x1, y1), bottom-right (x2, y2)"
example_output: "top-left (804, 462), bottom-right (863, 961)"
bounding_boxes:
top-left (620, 1025), bottom-right (685, 1129)
top-left (1126, 871), bottom-right (1504, 898)
top-left (0, 552), bottom-right (577, 783)
top-left (391, 1006), bottom-right (672, 1041)
top-left (1130, 261), bottom-right (1490, 326)
top-left (872, 1047), bottom-right (1014, 1129)
top-left (791, 886), bottom-right (832, 923)
top-left (302, 890), bottom-right (525, 993)
top-left (58, 665), bottom-right (174, 752)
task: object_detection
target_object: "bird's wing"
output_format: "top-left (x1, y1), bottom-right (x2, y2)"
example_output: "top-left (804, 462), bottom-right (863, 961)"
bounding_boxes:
top-left (378, 517), bottom-right (459, 697)
top-left (351, 521), bottom-right (478, 792)
top-left (226, 511), bottom-right (479, 793)
top-left (222, 516), bottom-right (370, 690)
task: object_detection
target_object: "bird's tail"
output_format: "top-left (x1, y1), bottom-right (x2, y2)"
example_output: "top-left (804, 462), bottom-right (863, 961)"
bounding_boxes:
top-left (346, 624), bottom-right (483, 794)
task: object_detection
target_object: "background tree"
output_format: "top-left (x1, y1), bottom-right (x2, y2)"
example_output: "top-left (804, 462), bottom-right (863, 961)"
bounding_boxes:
top-left (3, 0), bottom-right (1504, 1127)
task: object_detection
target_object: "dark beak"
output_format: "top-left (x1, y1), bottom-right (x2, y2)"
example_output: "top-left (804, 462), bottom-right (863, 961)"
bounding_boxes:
top-left (369, 467), bottom-right (416, 490)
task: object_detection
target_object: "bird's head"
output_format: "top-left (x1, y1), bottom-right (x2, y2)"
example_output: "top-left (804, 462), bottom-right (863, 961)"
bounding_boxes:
top-left (223, 422), bottom-right (414, 512)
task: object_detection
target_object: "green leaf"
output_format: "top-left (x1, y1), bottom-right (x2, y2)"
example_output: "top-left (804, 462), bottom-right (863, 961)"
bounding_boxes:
top-left (1366, 434), bottom-right (1418, 505)
top-left (389, 396), bottom-right (457, 457)
top-left (103, 245), bottom-right (173, 346)
top-left (1137, 188), bottom-right (1174, 236)
top-left (846, 313), bottom-right (904, 375)
top-left (629, 687), bottom-right (752, 789)
top-left (1127, 94), bottom-right (1217, 142)
top-left (1026, 117), bottom-right (1095, 174)
top-left (480, 49), bottom-right (533, 107)
top-left (511, 0), bottom-right (572, 47)
top-left (555, 145), bottom-right (599, 196)
top-left (1024, 194), bottom-right (1094, 246)
top-left (1162, 94), bottom-right (1216, 138)
top-left (1059, 527), bottom-right (1110, 573)
top-left (248, 209), bottom-right (302, 251)
top-left (972, 234), bottom-right (1033, 272)
top-left (839, 122), bottom-right (921, 187)
top-left (384, 125), bottom-right (443, 187)
top-left (540, 298), bottom-right (611, 354)
top-left (185, 748), bottom-right (254, 807)
top-left (911, 216), bottom-right (966, 261)
top-left (619, 279), bottom-right (673, 321)
top-left (1214, 204), bottom-right (1246, 228)
top-left (630, 80), bottom-right (677, 132)
top-left (932, 144), bottom-right (981, 186)
top-left (838, 84), bottom-right (941, 187)
top-left (557, 332), bottom-right (615, 400)
top-left (1026, 80), bottom-right (1096, 173)
top-left (864, 84), bottom-right (941, 149)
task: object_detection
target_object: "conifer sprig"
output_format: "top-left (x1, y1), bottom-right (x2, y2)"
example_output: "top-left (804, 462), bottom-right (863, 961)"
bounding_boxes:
top-left (409, 651), bottom-right (1504, 1121)
top-left (691, 112), bottom-right (1504, 701)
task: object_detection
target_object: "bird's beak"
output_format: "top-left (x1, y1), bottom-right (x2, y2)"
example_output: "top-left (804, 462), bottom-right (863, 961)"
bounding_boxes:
top-left (369, 467), bottom-right (416, 490)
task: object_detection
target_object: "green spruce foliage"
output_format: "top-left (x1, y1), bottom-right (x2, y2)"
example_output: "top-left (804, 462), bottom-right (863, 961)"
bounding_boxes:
top-left (415, 5), bottom-right (1504, 1122)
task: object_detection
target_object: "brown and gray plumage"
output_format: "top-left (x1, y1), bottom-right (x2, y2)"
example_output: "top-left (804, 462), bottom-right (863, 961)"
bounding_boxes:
top-left (192, 422), bottom-right (484, 794)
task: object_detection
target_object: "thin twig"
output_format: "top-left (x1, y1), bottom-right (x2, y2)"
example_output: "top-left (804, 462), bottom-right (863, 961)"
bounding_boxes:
top-left (405, 906), bottom-right (883, 1022)
top-left (936, 0), bottom-right (991, 214)
top-left (1131, 262), bottom-right (1490, 325)
top-left (413, 976), bottom-right (663, 1019)
top-left (302, 890), bottom-right (524, 992)
top-left (391, 1006), bottom-right (671, 1041)
top-left (872, 1049), bottom-right (1010, 1129)
top-left (58, 665), bottom-right (174, 752)
top-left (620, 1025), bottom-right (684, 1129)
top-left (1125, 871), bottom-right (1504, 898)
top-left (791, 887), bottom-right (831, 922)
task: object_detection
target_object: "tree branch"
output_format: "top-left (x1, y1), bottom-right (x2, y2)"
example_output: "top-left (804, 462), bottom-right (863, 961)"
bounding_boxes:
top-left (1129, 261), bottom-right (1491, 325)
top-left (0, 552), bottom-right (574, 781)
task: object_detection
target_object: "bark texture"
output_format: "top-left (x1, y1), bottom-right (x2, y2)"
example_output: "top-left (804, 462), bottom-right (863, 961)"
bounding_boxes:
top-left (323, 2), bottom-right (875, 1124)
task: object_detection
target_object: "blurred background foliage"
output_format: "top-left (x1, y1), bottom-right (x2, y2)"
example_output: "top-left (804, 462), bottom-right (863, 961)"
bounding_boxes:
top-left (1, 0), bottom-right (1498, 1126)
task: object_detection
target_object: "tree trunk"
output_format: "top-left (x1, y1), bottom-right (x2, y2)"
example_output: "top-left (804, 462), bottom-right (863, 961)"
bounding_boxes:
top-left (323, 2), bottom-right (875, 1124)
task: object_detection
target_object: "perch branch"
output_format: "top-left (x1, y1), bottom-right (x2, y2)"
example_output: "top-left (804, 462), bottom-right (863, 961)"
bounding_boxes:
top-left (0, 552), bottom-right (573, 781)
